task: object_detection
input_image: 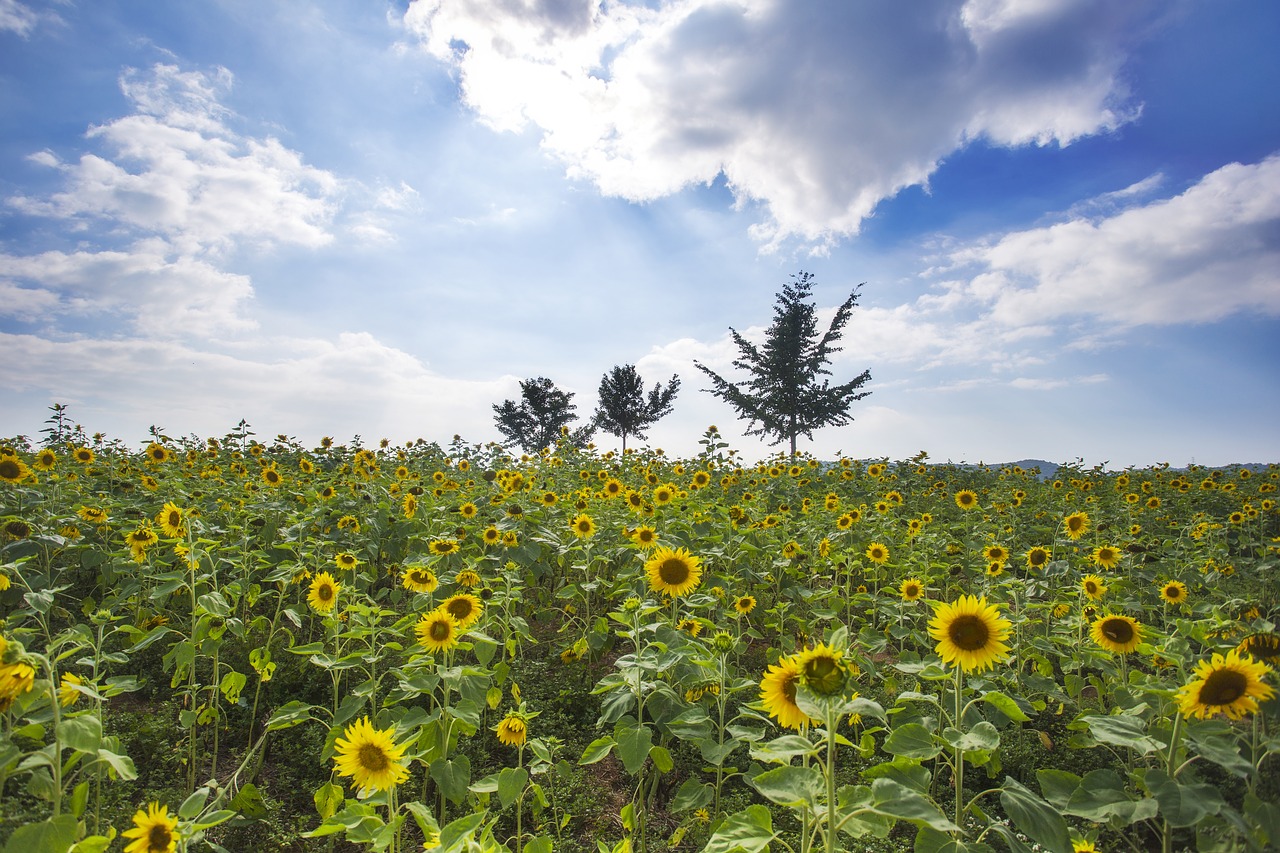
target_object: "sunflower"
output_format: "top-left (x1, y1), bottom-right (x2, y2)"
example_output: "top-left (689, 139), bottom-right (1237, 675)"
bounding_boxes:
top-left (1025, 546), bottom-right (1050, 570)
top-left (402, 565), bottom-right (439, 594)
top-left (308, 572), bottom-right (340, 614)
top-left (733, 595), bottom-right (757, 615)
top-left (459, 502), bottom-right (478, 519)
top-left (335, 552), bottom-right (360, 571)
top-left (928, 595), bottom-right (1012, 673)
top-left (631, 525), bottom-right (658, 549)
top-left (1063, 511), bottom-right (1090, 540)
top-left (144, 443), bottom-right (171, 465)
top-left (333, 716), bottom-right (410, 795)
top-left (1081, 574), bottom-right (1107, 600)
top-left (402, 493), bottom-right (418, 518)
top-left (1072, 840), bottom-right (1098, 853)
top-left (986, 562), bottom-right (1004, 577)
top-left (865, 542), bottom-right (890, 564)
top-left (1090, 614), bottom-right (1142, 654)
top-left (759, 655), bottom-right (814, 730)
top-left (0, 659), bottom-right (36, 709)
top-left (157, 502), bottom-right (186, 538)
top-left (954, 490), bottom-right (978, 510)
top-left (501, 531), bottom-right (519, 547)
top-left (73, 447), bottom-right (95, 464)
top-left (1236, 632), bottom-right (1280, 664)
top-left (415, 610), bottom-right (460, 654)
top-left (653, 485), bottom-right (675, 505)
top-left (122, 801), bottom-right (179, 853)
top-left (261, 466), bottom-right (282, 486)
top-left (1090, 545), bottom-right (1121, 569)
top-left (58, 672), bottom-right (86, 708)
top-left (568, 513), bottom-right (596, 539)
top-left (679, 618), bottom-right (704, 637)
top-left (983, 544), bottom-right (1008, 564)
top-left (1176, 650), bottom-right (1275, 721)
top-left (495, 711), bottom-right (529, 747)
top-left (481, 526), bottom-right (501, 546)
top-left (795, 643), bottom-right (849, 697)
top-left (441, 593), bottom-right (483, 628)
top-left (1160, 580), bottom-right (1188, 605)
top-left (0, 457), bottom-right (31, 483)
top-left (900, 578), bottom-right (924, 601)
top-left (455, 569), bottom-right (481, 588)
top-left (32, 448), bottom-right (57, 471)
top-left (429, 539), bottom-right (459, 556)
top-left (126, 524), bottom-right (158, 551)
top-left (644, 546), bottom-right (703, 598)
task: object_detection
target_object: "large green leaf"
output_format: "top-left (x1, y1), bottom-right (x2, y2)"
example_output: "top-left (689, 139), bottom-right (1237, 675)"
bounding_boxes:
top-left (702, 804), bottom-right (776, 853)
top-left (430, 756), bottom-right (471, 805)
top-left (497, 766), bottom-right (529, 809)
top-left (2, 815), bottom-right (78, 853)
top-left (1066, 769), bottom-right (1157, 825)
top-left (999, 776), bottom-right (1071, 853)
top-left (883, 723), bottom-right (943, 760)
top-left (616, 724), bottom-right (653, 775)
top-left (57, 715), bottom-right (101, 754)
top-left (870, 778), bottom-right (959, 832)
top-left (1144, 769), bottom-right (1224, 828)
top-left (749, 764), bottom-right (824, 808)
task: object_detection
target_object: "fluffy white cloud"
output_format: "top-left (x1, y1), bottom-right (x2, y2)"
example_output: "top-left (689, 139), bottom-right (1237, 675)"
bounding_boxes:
top-left (0, 0), bottom-right (39, 36)
top-left (8, 64), bottom-right (342, 256)
top-left (403, 0), bottom-right (1157, 246)
top-left (948, 155), bottom-right (1280, 327)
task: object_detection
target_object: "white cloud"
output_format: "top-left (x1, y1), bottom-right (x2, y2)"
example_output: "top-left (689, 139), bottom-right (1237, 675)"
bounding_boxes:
top-left (951, 155), bottom-right (1280, 327)
top-left (0, 0), bottom-right (39, 36)
top-left (403, 0), bottom-right (1158, 247)
top-left (8, 63), bottom-right (342, 256)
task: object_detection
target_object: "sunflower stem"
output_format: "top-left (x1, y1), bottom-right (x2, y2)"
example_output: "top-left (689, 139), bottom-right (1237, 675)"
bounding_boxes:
top-left (953, 663), bottom-right (965, 831)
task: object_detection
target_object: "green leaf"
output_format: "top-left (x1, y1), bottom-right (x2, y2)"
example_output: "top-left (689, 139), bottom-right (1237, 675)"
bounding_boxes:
top-left (429, 756), bottom-right (471, 805)
top-left (266, 700), bottom-right (319, 731)
top-left (2, 814), bottom-right (78, 853)
top-left (1075, 713), bottom-right (1162, 755)
top-left (670, 778), bottom-right (714, 813)
top-left (229, 782), bottom-right (269, 820)
top-left (870, 778), bottom-right (959, 832)
top-left (498, 766), bottom-right (529, 809)
top-left (179, 787), bottom-right (210, 819)
top-left (913, 824), bottom-right (978, 852)
top-left (525, 837), bottom-right (554, 853)
top-left (863, 756), bottom-right (931, 794)
top-left (999, 777), bottom-right (1071, 853)
top-left (1036, 769), bottom-right (1081, 812)
top-left (649, 744), bottom-right (674, 774)
top-left (981, 691), bottom-right (1031, 722)
top-left (57, 715), bottom-right (102, 754)
top-left (750, 733), bottom-right (818, 764)
top-left (93, 748), bottom-right (137, 781)
top-left (1144, 768), bottom-right (1225, 828)
top-left (314, 782), bottom-right (344, 820)
top-left (702, 804), bottom-right (776, 853)
top-left (579, 735), bottom-right (615, 765)
top-left (942, 721), bottom-right (1000, 753)
top-left (616, 724), bottom-right (652, 775)
top-left (438, 812), bottom-right (486, 853)
top-left (883, 723), bottom-right (943, 760)
top-left (750, 764), bottom-right (824, 808)
top-left (1066, 769), bottom-right (1157, 825)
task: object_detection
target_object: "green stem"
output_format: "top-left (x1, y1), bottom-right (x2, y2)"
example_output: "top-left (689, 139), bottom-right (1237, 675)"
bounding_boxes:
top-left (954, 664), bottom-right (965, 830)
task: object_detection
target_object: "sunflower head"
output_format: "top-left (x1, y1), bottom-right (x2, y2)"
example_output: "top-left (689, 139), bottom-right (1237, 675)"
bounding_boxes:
top-left (1026, 547), bottom-right (1050, 569)
top-left (333, 716), bottom-right (409, 795)
top-left (1176, 650), bottom-right (1275, 720)
top-left (759, 655), bottom-right (814, 731)
top-left (644, 546), bottom-right (703, 598)
top-left (733, 595), bottom-right (757, 615)
top-left (1160, 580), bottom-right (1188, 605)
top-left (928, 595), bottom-right (1012, 673)
top-left (308, 572), bottom-right (340, 614)
top-left (442, 593), bottom-right (483, 628)
top-left (1235, 632), bottom-right (1280, 664)
top-left (495, 711), bottom-right (529, 747)
top-left (415, 610), bottom-right (460, 654)
top-left (900, 579), bottom-right (924, 601)
top-left (122, 801), bottom-right (179, 853)
top-left (954, 490), bottom-right (978, 510)
top-left (795, 643), bottom-right (850, 697)
top-left (1064, 511), bottom-right (1090, 540)
top-left (1090, 613), bottom-right (1142, 654)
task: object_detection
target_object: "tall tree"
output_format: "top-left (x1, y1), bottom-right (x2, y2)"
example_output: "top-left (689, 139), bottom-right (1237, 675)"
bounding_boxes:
top-left (493, 377), bottom-right (594, 453)
top-left (694, 271), bottom-right (871, 456)
top-left (593, 365), bottom-right (681, 453)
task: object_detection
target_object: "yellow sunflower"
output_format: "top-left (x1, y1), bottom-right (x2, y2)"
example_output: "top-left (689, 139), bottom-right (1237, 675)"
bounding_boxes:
top-left (333, 716), bottom-right (410, 795)
top-left (307, 572), bottom-right (340, 614)
top-left (1090, 545), bottom-right (1121, 569)
top-left (928, 595), bottom-right (1012, 673)
top-left (495, 712), bottom-right (528, 747)
top-left (122, 801), bottom-right (179, 853)
top-left (73, 447), bottom-right (95, 464)
top-left (1081, 574), bottom-right (1107, 600)
top-left (482, 526), bottom-right (501, 546)
top-left (58, 672), bottom-right (86, 708)
top-left (983, 544), bottom-right (1008, 564)
top-left (569, 513), bottom-right (596, 539)
top-left (733, 595), bottom-right (757, 615)
top-left (455, 569), bottom-right (481, 588)
top-left (794, 642), bottom-right (849, 697)
top-left (32, 448), bottom-right (57, 471)
top-left (1235, 633), bottom-right (1280, 664)
top-left (441, 593), bottom-right (483, 628)
top-left (1090, 614), bottom-right (1142, 654)
top-left (429, 539), bottom-right (459, 556)
top-left (1176, 650), bottom-right (1275, 721)
top-left (1159, 580), bottom-right (1188, 605)
top-left (401, 565), bottom-right (439, 594)
top-left (335, 552), bottom-right (360, 571)
top-left (1063, 511), bottom-right (1090, 540)
top-left (631, 525), bottom-right (658, 549)
top-left (644, 546), bottom-right (703, 598)
top-left (900, 578), bottom-right (924, 601)
top-left (865, 542), bottom-right (890, 564)
top-left (415, 610), bottom-right (460, 654)
top-left (156, 502), bottom-right (186, 538)
top-left (759, 655), bottom-right (814, 730)
top-left (954, 490), bottom-right (979, 510)
top-left (1025, 546), bottom-right (1051, 570)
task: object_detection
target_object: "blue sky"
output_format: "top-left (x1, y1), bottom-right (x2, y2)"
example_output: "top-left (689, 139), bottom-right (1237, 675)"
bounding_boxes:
top-left (1, 0), bottom-right (1278, 467)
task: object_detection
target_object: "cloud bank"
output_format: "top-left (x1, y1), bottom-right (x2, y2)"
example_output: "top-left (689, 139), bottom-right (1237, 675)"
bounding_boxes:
top-left (404, 0), bottom-right (1159, 247)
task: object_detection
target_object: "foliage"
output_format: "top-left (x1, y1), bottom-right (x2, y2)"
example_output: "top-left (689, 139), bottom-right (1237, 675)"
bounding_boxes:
top-left (592, 365), bottom-right (681, 454)
top-left (695, 271), bottom-right (871, 456)
top-left (493, 377), bottom-right (594, 453)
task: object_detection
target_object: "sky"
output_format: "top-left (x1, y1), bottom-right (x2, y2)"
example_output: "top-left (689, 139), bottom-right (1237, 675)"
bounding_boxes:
top-left (1, 0), bottom-right (1278, 468)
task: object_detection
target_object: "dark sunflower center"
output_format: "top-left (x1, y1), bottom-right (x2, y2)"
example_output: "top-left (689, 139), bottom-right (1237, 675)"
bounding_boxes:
top-left (1201, 670), bottom-right (1247, 706)
top-left (782, 673), bottom-right (798, 704)
top-left (0, 461), bottom-right (20, 478)
top-left (948, 615), bottom-right (990, 651)
top-left (905, 585), bottom-right (919, 597)
top-left (358, 743), bottom-right (390, 772)
top-left (148, 823), bottom-right (172, 850)
top-left (448, 600), bottom-right (473, 620)
top-left (659, 558), bottom-right (690, 585)
top-left (1102, 619), bottom-right (1133, 643)
top-left (318, 585), bottom-right (333, 601)
top-left (429, 620), bottom-right (451, 641)
top-left (1086, 582), bottom-right (1098, 594)
top-left (167, 512), bottom-right (180, 527)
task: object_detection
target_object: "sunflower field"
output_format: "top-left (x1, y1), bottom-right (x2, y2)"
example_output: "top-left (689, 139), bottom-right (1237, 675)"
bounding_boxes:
top-left (1, 422), bottom-right (1278, 853)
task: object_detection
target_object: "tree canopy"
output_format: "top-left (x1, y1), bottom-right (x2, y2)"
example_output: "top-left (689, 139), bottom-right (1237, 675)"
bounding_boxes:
top-left (592, 365), bottom-right (681, 453)
top-left (694, 271), bottom-right (871, 456)
top-left (492, 377), bottom-right (594, 453)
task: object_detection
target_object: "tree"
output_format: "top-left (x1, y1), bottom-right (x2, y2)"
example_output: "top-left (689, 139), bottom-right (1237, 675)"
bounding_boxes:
top-left (592, 365), bottom-right (681, 453)
top-left (694, 271), bottom-right (871, 457)
top-left (493, 377), bottom-right (594, 453)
